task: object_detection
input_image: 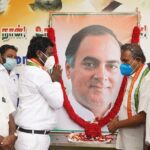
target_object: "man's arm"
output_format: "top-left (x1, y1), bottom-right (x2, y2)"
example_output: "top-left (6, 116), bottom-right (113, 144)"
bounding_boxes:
top-left (9, 114), bottom-right (16, 135)
top-left (0, 136), bottom-right (4, 144)
top-left (0, 114), bottom-right (17, 149)
top-left (108, 111), bottom-right (146, 133)
top-left (38, 68), bottom-right (64, 109)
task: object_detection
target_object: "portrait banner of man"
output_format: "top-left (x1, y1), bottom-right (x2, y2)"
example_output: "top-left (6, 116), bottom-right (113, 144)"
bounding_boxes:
top-left (50, 13), bottom-right (138, 132)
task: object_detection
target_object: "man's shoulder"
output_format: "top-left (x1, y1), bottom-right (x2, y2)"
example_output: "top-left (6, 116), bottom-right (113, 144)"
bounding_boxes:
top-left (23, 65), bottom-right (47, 76)
top-left (20, 65), bottom-right (50, 84)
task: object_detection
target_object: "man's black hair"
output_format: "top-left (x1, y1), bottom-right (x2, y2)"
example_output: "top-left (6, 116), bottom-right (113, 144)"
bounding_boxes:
top-left (121, 43), bottom-right (146, 63)
top-left (26, 36), bottom-right (54, 59)
top-left (65, 25), bottom-right (121, 67)
top-left (0, 44), bottom-right (18, 55)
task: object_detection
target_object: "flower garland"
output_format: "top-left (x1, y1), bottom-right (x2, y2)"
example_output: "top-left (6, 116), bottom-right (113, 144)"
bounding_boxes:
top-left (131, 26), bottom-right (140, 44)
top-left (47, 27), bottom-right (127, 138)
top-left (63, 76), bottom-right (127, 138)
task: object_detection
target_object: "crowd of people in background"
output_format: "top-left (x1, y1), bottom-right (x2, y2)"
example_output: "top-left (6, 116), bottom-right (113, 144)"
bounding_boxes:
top-left (0, 33), bottom-right (150, 150)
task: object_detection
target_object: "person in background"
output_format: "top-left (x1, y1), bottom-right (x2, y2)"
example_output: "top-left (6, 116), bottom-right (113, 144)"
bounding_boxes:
top-left (0, 53), bottom-right (17, 150)
top-left (56, 25), bottom-right (123, 131)
top-left (0, 0), bottom-right (10, 14)
top-left (0, 44), bottom-right (19, 109)
top-left (108, 43), bottom-right (149, 150)
top-left (14, 36), bottom-right (64, 150)
top-left (29, 0), bottom-right (62, 11)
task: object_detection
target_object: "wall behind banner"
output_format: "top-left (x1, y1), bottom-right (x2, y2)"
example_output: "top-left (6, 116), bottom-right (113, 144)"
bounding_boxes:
top-left (0, 0), bottom-right (150, 63)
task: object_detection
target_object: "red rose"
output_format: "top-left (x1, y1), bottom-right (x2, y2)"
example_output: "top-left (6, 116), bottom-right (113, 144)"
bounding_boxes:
top-left (84, 123), bottom-right (101, 138)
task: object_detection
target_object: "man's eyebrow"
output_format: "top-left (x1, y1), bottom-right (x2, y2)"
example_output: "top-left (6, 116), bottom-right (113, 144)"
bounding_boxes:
top-left (106, 60), bottom-right (120, 64)
top-left (83, 56), bottom-right (120, 64)
top-left (83, 56), bottom-right (100, 63)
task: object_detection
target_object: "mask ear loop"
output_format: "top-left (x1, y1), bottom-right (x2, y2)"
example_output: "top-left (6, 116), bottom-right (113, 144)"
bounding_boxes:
top-left (40, 51), bottom-right (49, 59)
top-left (37, 51), bottom-right (49, 65)
top-left (130, 58), bottom-right (140, 75)
top-left (37, 55), bottom-right (45, 65)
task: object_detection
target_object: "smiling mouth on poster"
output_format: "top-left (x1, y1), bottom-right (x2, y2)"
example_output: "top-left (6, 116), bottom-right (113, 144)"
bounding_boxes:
top-left (48, 11), bottom-right (140, 137)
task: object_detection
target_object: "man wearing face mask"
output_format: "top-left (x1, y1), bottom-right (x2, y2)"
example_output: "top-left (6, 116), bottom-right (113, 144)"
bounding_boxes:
top-left (0, 44), bottom-right (19, 109)
top-left (44, 55), bottom-right (55, 74)
top-left (108, 43), bottom-right (150, 150)
top-left (0, 53), bottom-right (17, 150)
top-left (14, 36), bottom-right (64, 150)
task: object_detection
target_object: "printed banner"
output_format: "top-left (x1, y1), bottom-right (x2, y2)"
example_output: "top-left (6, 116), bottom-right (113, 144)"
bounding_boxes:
top-left (52, 13), bottom-right (137, 131)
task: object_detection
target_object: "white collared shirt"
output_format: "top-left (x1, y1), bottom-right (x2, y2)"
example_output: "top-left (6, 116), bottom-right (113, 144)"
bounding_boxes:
top-left (55, 93), bottom-right (108, 132)
top-left (15, 65), bottom-right (64, 130)
top-left (116, 64), bottom-right (148, 150)
top-left (0, 64), bottom-right (18, 109)
top-left (138, 67), bottom-right (150, 145)
top-left (0, 85), bottom-right (15, 137)
top-left (55, 93), bottom-right (94, 131)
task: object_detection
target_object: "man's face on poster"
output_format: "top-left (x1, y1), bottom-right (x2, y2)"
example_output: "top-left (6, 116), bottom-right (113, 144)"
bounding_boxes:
top-left (66, 34), bottom-right (122, 119)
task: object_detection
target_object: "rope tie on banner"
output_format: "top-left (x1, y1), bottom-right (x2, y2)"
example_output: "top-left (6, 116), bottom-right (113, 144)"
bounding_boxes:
top-left (48, 12), bottom-right (52, 27)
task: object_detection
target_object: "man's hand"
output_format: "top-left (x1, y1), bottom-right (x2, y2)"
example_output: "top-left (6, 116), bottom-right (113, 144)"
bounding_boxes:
top-left (50, 64), bottom-right (62, 82)
top-left (0, 135), bottom-right (16, 150)
top-left (108, 112), bottom-right (146, 134)
top-left (0, 135), bottom-right (4, 144)
top-left (107, 117), bottom-right (119, 133)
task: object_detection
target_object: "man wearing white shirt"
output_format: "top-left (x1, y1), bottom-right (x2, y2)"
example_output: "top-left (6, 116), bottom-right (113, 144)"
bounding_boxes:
top-left (138, 64), bottom-right (150, 149)
top-left (15, 36), bottom-right (64, 150)
top-left (0, 53), bottom-right (17, 150)
top-left (0, 44), bottom-right (19, 109)
top-left (108, 43), bottom-right (149, 150)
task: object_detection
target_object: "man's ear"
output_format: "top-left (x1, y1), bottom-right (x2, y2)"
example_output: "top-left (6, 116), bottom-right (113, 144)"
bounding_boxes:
top-left (0, 55), bottom-right (3, 64)
top-left (135, 57), bottom-right (141, 62)
top-left (1, 55), bottom-right (6, 64)
top-left (65, 62), bottom-right (71, 79)
top-left (36, 50), bottom-right (41, 57)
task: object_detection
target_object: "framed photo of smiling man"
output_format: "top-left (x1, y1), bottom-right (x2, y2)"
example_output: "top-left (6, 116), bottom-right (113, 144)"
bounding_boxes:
top-left (51, 13), bottom-right (138, 132)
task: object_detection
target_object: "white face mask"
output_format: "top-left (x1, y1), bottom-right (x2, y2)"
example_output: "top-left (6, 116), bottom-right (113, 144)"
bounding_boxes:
top-left (44, 56), bottom-right (55, 73)
top-left (3, 58), bottom-right (17, 71)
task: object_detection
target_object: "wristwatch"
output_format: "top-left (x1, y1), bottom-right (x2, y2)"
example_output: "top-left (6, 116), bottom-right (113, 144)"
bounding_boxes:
top-left (13, 132), bottom-right (18, 138)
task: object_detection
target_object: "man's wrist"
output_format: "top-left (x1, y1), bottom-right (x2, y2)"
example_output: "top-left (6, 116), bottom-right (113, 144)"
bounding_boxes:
top-left (10, 132), bottom-right (18, 139)
top-left (13, 132), bottom-right (18, 137)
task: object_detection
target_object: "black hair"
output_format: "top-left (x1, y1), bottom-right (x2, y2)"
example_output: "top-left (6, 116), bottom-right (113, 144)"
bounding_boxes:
top-left (26, 36), bottom-right (54, 59)
top-left (0, 44), bottom-right (18, 55)
top-left (121, 43), bottom-right (146, 63)
top-left (65, 25), bottom-right (121, 67)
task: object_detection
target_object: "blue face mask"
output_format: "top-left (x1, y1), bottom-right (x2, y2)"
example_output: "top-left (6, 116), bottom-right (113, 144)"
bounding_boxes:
top-left (120, 63), bottom-right (133, 76)
top-left (3, 58), bottom-right (17, 71)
